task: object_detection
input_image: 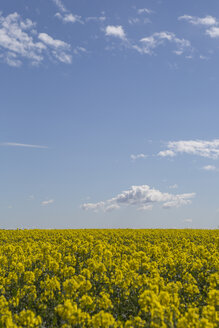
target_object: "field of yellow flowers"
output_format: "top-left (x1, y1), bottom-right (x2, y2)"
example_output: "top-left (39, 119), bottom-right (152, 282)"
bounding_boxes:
top-left (0, 229), bottom-right (218, 328)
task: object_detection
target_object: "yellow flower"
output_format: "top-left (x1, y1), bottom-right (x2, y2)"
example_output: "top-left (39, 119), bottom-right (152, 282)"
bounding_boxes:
top-left (14, 310), bottom-right (42, 328)
top-left (23, 271), bottom-right (35, 284)
top-left (91, 311), bottom-right (115, 328)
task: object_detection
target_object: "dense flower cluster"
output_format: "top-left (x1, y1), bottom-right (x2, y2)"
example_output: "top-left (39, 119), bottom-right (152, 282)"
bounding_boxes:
top-left (0, 229), bottom-right (218, 327)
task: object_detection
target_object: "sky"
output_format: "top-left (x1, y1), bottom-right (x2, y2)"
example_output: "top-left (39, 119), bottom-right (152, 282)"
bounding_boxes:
top-left (1, 0), bottom-right (219, 229)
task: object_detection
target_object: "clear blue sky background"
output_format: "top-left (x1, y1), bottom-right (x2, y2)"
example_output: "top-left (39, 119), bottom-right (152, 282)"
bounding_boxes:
top-left (1, 0), bottom-right (219, 228)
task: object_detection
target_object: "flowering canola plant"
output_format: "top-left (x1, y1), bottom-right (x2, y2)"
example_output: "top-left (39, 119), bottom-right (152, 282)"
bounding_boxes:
top-left (0, 229), bottom-right (218, 327)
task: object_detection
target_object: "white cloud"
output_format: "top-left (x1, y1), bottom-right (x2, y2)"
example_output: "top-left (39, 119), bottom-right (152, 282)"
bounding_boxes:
top-left (0, 12), bottom-right (44, 66)
top-left (52, 0), bottom-right (66, 13)
top-left (202, 165), bottom-right (217, 171)
top-left (81, 185), bottom-right (195, 212)
top-left (137, 204), bottom-right (153, 211)
top-left (41, 199), bottom-right (54, 206)
top-left (129, 17), bottom-right (150, 25)
top-left (184, 218), bottom-right (192, 223)
top-left (104, 26), bottom-right (190, 57)
top-left (38, 33), bottom-right (72, 64)
top-left (53, 0), bottom-right (82, 24)
top-left (0, 12), bottom-right (72, 66)
top-left (4, 52), bottom-right (22, 67)
top-left (135, 31), bottom-right (191, 55)
top-left (158, 150), bottom-right (176, 157)
top-left (55, 12), bottom-right (81, 24)
top-left (81, 201), bottom-right (105, 212)
top-left (138, 8), bottom-right (153, 15)
top-left (128, 18), bottom-right (140, 25)
top-left (178, 15), bottom-right (217, 26)
top-left (130, 153), bottom-right (147, 161)
top-left (105, 25), bottom-right (126, 40)
top-left (0, 142), bottom-right (48, 149)
top-left (73, 46), bottom-right (87, 55)
top-left (206, 27), bottom-right (219, 38)
top-left (162, 193), bottom-right (194, 209)
top-left (86, 16), bottom-right (106, 23)
top-left (200, 55), bottom-right (208, 60)
top-left (158, 140), bottom-right (219, 159)
top-left (103, 204), bottom-right (120, 212)
top-left (169, 184), bottom-right (178, 189)
top-left (179, 15), bottom-right (219, 41)
top-left (38, 33), bottom-right (68, 49)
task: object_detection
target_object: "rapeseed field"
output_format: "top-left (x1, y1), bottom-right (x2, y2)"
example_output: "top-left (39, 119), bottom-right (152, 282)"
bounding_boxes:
top-left (0, 229), bottom-right (218, 327)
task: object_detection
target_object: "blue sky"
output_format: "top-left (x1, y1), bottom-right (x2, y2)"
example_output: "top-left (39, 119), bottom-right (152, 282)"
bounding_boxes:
top-left (1, 0), bottom-right (219, 229)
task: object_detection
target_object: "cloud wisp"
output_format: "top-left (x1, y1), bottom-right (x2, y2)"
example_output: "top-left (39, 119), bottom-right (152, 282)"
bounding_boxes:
top-left (52, 0), bottom-right (66, 13)
top-left (0, 12), bottom-right (72, 66)
top-left (0, 142), bottom-right (48, 149)
top-left (81, 185), bottom-right (195, 212)
top-left (85, 16), bottom-right (106, 23)
top-left (158, 139), bottom-right (219, 159)
top-left (130, 153), bottom-right (147, 161)
top-left (133, 31), bottom-right (191, 56)
top-left (38, 33), bottom-right (72, 64)
top-left (138, 8), bottom-right (153, 15)
top-left (104, 26), bottom-right (191, 57)
top-left (129, 7), bottom-right (152, 25)
top-left (179, 14), bottom-right (219, 40)
top-left (184, 218), bottom-right (193, 223)
top-left (53, 0), bottom-right (82, 24)
top-left (55, 13), bottom-right (81, 24)
top-left (169, 184), bottom-right (178, 189)
top-left (41, 199), bottom-right (54, 206)
top-left (202, 165), bottom-right (218, 171)
top-left (178, 15), bottom-right (217, 26)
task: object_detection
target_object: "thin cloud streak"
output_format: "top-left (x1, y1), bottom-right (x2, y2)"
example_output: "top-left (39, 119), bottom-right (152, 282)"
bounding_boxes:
top-left (0, 142), bottom-right (48, 149)
top-left (41, 199), bottom-right (54, 206)
top-left (202, 165), bottom-right (218, 171)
